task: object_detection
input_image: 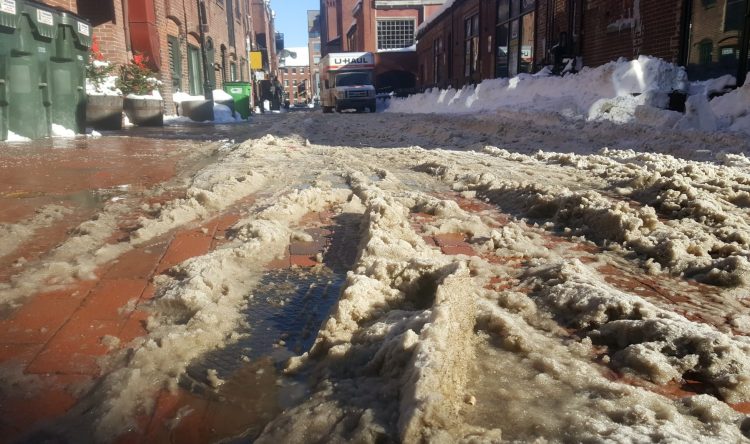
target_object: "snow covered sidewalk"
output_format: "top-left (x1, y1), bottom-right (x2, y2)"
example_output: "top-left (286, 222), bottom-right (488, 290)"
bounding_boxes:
top-left (0, 111), bottom-right (749, 443)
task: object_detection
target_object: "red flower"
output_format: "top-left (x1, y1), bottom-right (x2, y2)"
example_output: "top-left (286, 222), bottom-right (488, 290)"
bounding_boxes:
top-left (132, 54), bottom-right (149, 69)
top-left (91, 36), bottom-right (104, 61)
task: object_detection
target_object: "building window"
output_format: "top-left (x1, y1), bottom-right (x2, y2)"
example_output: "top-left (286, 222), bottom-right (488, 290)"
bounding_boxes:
top-left (314, 56), bottom-right (320, 64)
top-left (496, 0), bottom-right (535, 77)
top-left (293, 80), bottom-right (297, 86)
top-left (230, 62), bottom-right (237, 81)
top-left (187, 44), bottom-right (203, 96)
top-left (699, 40), bottom-right (713, 65)
top-left (725, 0), bottom-right (745, 32)
top-left (292, 67), bottom-right (296, 74)
top-left (168, 35), bottom-right (182, 92)
top-left (464, 14), bottom-right (479, 77)
top-left (376, 19), bottom-right (416, 50)
top-left (284, 80), bottom-right (289, 87)
top-left (720, 45), bottom-right (739, 67)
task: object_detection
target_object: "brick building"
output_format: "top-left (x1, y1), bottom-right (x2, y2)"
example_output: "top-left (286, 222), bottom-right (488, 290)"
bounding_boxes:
top-left (320, 0), bottom-right (446, 93)
top-left (308, 9), bottom-right (322, 100)
top-left (417, 0), bottom-right (750, 89)
top-left (250, 0), bottom-right (279, 76)
top-left (38, 0), bottom-right (275, 113)
top-left (279, 47), bottom-right (310, 105)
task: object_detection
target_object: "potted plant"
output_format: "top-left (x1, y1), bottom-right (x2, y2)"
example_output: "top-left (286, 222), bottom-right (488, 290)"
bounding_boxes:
top-left (117, 54), bottom-right (164, 127)
top-left (86, 37), bottom-right (124, 130)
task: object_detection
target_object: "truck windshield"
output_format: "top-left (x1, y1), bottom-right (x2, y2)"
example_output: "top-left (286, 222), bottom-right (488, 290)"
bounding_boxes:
top-left (335, 72), bottom-right (372, 87)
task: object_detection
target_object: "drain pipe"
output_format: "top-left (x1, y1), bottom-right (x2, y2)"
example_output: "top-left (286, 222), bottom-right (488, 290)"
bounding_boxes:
top-left (197, 0), bottom-right (214, 100)
top-left (122, 0), bottom-right (132, 57)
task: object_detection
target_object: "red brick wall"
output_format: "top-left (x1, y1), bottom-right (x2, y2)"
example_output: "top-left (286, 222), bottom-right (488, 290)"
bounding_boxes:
top-left (40, 0), bottom-right (253, 113)
top-left (581, 0), bottom-right (683, 66)
top-left (39, 0), bottom-right (129, 65)
top-left (279, 65), bottom-right (311, 104)
top-left (535, 0), bottom-right (577, 66)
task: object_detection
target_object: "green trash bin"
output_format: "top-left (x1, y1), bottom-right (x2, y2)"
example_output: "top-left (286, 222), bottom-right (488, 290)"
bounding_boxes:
top-left (223, 81), bottom-right (252, 119)
top-left (3, 1), bottom-right (64, 140)
top-left (5, 1), bottom-right (58, 140)
top-left (53, 11), bottom-right (90, 134)
top-left (0, 1), bottom-right (20, 141)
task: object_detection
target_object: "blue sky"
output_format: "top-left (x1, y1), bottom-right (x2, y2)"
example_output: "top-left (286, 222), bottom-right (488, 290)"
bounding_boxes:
top-left (272, 0), bottom-right (320, 48)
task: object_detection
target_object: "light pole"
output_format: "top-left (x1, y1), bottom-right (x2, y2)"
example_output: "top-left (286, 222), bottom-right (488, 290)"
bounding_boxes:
top-left (197, 0), bottom-right (213, 101)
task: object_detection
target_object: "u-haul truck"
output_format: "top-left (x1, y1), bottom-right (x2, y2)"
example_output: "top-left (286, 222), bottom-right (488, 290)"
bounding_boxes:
top-left (319, 52), bottom-right (376, 113)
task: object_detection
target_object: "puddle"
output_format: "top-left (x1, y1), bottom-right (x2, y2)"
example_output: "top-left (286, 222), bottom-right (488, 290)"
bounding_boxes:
top-left (178, 267), bottom-right (347, 440)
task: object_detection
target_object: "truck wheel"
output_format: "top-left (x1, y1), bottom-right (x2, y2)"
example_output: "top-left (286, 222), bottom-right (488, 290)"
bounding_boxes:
top-left (322, 106), bottom-right (332, 113)
top-left (335, 102), bottom-right (342, 113)
top-left (368, 100), bottom-right (377, 113)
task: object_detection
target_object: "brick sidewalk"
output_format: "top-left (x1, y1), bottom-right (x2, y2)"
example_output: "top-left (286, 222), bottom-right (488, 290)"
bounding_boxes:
top-left (0, 198), bottom-right (347, 442)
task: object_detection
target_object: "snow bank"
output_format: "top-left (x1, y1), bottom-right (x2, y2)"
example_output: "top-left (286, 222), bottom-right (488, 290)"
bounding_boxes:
top-left (388, 56), bottom-right (685, 125)
top-left (172, 92), bottom-right (205, 103)
top-left (212, 89), bottom-right (233, 101)
top-left (213, 103), bottom-right (239, 123)
top-left (5, 131), bottom-right (31, 142)
top-left (388, 55), bottom-right (750, 136)
top-left (51, 124), bottom-right (76, 138)
top-left (710, 81), bottom-right (750, 135)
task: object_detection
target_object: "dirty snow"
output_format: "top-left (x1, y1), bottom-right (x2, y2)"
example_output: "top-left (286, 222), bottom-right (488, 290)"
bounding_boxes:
top-left (4, 107), bottom-right (750, 442)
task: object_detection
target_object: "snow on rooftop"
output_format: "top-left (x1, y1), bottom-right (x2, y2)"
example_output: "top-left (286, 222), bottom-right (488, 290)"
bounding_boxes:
top-left (280, 46), bottom-right (310, 67)
top-left (377, 44), bottom-right (416, 53)
top-left (417, 0), bottom-right (454, 35)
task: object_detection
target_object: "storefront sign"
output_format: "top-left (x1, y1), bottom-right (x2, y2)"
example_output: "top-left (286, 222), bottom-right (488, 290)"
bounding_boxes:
top-left (250, 51), bottom-right (263, 70)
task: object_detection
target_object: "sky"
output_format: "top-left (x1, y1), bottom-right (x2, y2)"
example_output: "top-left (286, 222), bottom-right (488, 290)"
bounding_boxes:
top-left (271, 0), bottom-right (320, 49)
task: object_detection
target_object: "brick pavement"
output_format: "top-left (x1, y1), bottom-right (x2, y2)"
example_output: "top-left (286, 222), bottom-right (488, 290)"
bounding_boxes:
top-left (0, 197), bottom-right (345, 442)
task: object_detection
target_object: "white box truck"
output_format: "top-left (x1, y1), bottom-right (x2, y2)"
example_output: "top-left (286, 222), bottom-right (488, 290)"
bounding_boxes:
top-left (319, 52), bottom-right (377, 113)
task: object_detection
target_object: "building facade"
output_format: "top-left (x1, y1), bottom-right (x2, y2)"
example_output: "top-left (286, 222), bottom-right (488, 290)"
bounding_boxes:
top-left (39, 0), bottom-right (279, 113)
top-left (417, 0), bottom-right (750, 90)
top-left (308, 9), bottom-right (322, 101)
top-left (320, 0), bottom-right (446, 93)
top-left (279, 47), bottom-right (310, 105)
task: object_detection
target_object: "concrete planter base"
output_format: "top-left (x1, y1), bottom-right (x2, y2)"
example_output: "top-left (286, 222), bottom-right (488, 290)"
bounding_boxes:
top-left (123, 98), bottom-right (164, 127)
top-left (86, 95), bottom-right (123, 130)
top-left (179, 100), bottom-right (215, 122)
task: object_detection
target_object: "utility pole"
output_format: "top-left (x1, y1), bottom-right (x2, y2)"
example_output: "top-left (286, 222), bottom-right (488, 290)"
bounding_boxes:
top-left (197, 0), bottom-right (214, 101)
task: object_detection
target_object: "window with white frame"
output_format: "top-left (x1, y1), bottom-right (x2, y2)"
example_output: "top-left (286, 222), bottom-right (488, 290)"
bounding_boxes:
top-left (376, 19), bottom-right (415, 50)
